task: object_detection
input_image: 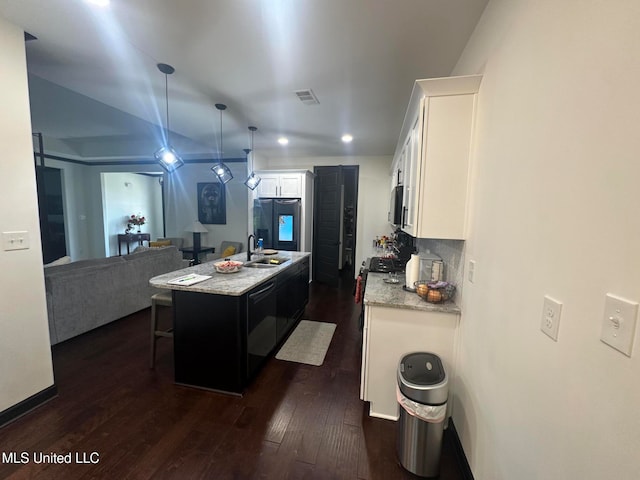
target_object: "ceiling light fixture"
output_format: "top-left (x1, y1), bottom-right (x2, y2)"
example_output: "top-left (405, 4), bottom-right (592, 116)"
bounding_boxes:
top-left (341, 134), bottom-right (353, 143)
top-left (278, 137), bottom-right (289, 146)
top-left (210, 103), bottom-right (233, 184)
top-left (154, 63), bottom-right (184, 173)
top-left (244, 126), bottom-right (261, 190)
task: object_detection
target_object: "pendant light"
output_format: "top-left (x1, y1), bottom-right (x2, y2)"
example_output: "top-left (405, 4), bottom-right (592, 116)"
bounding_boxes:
top-left (244, 126), bottom-right (261, 190)
top-left (154, 63), bottom-right (184, 173)
top-left (210, 103), bottom-right (233, 184)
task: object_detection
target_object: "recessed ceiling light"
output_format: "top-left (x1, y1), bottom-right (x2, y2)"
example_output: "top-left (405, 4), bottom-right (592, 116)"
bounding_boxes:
top-left (278, 137), bottom-right (289, 146)
top-left (86, 0), bottom-right (110, 6)
top-left (341, 134), bottom-right (353, 143)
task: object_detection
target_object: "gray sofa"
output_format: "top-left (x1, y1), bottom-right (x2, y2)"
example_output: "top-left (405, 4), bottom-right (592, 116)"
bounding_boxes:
top-left (44, 246), bottom-right (187, 345)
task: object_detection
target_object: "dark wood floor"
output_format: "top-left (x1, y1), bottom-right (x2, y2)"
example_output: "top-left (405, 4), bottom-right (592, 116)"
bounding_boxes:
top-left (0, 274), bottom-right (465, 479)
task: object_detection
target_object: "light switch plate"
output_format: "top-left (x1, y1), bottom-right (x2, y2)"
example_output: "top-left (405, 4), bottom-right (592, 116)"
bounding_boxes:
top-left (601, 294), bottom-right (638, 357)
top-left (468, 260), bottom-right (476, 283)
top-left (541, 295), bottom-right (562, 341)
top-left (2, 231), bottom-right (30, 251)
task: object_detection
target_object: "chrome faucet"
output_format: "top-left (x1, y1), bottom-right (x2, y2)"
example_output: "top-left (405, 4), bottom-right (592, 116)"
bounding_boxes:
top-left (247, 234), bottom-right (255, 261)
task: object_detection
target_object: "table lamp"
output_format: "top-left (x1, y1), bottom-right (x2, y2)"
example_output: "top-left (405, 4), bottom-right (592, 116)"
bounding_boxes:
top-left (186, 221), bottom-right (208, 250)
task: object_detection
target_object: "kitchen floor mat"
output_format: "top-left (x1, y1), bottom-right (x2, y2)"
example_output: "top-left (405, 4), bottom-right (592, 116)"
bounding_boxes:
top-left (275, 320), bottom-right (336, 366)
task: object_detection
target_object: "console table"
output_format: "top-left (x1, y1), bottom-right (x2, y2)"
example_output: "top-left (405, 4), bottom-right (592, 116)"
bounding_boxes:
top-left (117, 233), bottom-right (151, 255)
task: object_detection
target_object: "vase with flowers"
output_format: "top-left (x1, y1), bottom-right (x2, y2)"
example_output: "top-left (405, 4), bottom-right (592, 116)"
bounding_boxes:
top-left (125, 214), bottom-right (146, 234)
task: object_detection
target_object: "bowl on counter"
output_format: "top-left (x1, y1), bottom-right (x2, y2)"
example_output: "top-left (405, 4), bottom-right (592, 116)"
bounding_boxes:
top-left (213, 260), bottom-right (243, 274)
top-left (413, 280), bottom-right (430, 299)
top-left (418, 281), bottom-right (456, 303)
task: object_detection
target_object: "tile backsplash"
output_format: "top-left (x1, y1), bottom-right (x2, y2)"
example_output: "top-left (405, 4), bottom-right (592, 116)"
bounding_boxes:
top-left (414, 238), bottom-right (465, 293)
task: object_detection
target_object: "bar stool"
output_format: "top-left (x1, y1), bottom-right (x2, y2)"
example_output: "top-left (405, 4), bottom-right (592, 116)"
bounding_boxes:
top-left (150, 291), bottom-right (173, 368)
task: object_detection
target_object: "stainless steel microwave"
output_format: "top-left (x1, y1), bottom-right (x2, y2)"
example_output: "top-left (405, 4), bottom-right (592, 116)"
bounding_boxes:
top-left (389, 185), bottom-right (403, 226)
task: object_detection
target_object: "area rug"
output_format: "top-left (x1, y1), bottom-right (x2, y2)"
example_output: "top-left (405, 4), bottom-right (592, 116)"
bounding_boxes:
top-left (275, 320), bottom-right (337, 366)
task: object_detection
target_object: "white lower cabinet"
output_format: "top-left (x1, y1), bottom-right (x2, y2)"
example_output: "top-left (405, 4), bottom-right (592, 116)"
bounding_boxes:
top-left (360, 305), bottom-right (459, 420)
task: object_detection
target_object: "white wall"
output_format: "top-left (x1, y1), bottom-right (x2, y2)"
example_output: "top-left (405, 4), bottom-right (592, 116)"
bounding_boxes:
top-left (32, 153), bottom-right (96, 260)
top-left (164, 162), bottom-right (249, 250)
top-left (451, 1), bottom-right (640, 478)
top-left (27, 156), bottom-right (249, 259)
top-left (101, 172), bottom-right (163, 256)
top-left (258, 155), bottom-right (393, 271)
top-left (0, 16), bottom-right (54, 413)
top-left (34, 159), bottom-right (163, 260)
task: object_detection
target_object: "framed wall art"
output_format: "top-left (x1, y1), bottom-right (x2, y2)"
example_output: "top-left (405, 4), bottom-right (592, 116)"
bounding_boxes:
top-left (197, 182), bottom-right (226, 224)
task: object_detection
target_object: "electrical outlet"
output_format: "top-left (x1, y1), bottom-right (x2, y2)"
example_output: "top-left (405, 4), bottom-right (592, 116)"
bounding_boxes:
top-left (468, 260), bottom-right (475, 283)
top-left (601, 294), bottom-right (638, 357)
top-left (2, 231), bottom-right (30, 251)
top-left (541, 295), bottom-right (562, 341)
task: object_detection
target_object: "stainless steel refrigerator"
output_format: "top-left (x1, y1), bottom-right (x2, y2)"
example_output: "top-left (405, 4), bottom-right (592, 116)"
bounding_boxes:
top-left (253, 198), bottom-right (302, 251)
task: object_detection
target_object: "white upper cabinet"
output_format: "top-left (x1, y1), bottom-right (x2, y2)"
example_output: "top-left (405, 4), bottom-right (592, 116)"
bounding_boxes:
top-left (257, 175), bottom-right (279, 197)
top-left (395, 75), bottom-right (482, 239)
top-left (257, 172), bottom-right (303, 198)
top-left (397, 113), bottom-right (421, 234)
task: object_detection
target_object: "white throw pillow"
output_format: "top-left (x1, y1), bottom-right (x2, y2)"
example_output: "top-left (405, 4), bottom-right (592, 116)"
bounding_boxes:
top-left (44, 255), bottom-right (72, 268)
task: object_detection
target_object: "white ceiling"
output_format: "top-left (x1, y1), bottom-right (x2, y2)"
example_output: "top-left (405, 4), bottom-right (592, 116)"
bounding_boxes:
top-left (0, 0), bottom-right (488, 161)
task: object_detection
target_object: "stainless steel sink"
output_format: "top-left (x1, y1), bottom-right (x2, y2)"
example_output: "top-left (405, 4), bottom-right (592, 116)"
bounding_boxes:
top-left (244, 262), bottom-right (277, 268)
top-left (244, 257), bottom-right (290, 268)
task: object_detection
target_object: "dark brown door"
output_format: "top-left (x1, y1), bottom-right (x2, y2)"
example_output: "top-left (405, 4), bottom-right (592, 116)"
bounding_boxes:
top-left (313, 166), bottom-right (342, 286)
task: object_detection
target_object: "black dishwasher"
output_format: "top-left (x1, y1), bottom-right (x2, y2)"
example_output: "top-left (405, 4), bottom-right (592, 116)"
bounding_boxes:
top-left (247, 281), bottom-right (277, 379)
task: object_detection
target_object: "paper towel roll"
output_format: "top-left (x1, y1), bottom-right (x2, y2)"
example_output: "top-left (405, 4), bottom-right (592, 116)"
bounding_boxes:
top-left (405, 253), bottom-right (420, 290)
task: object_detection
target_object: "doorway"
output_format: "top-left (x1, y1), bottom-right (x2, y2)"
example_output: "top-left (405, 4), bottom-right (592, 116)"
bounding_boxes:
top-left (312, 165), bottom-right (359, 287)
top-left (35, 166), bottom-right (67, 264)
top-left (101, 172), bottom-right (164, 256)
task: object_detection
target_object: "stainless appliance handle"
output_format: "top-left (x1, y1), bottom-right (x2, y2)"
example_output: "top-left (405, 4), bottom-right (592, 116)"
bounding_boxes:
top-left (249, 281), bottom-right (276, 302)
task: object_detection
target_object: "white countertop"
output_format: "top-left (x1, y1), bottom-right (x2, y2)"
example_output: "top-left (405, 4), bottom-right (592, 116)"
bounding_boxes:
top-left (363, 271), bottom-right (461, 314)
top-left (149, 251), bottom-right (310, 296)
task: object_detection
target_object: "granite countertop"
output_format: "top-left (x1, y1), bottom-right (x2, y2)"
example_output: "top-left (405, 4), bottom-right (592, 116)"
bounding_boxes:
top-left (364, 272), bottom-right (461, 314)
top-left (150, 251), bottom-right (310, 296)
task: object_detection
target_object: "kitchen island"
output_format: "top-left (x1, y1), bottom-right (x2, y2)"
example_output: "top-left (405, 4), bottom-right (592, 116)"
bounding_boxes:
top-left (360, 271), bottom-right (461, 419)
top-left (150, 251), bottom-right (310, 394)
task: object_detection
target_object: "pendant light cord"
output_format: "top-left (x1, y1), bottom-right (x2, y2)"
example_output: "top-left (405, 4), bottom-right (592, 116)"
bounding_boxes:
top-left (250, 128), bottom-right (254, 171)
top-left (165, 73), bottom-right (170, 143)
top-left (219, 108), bottom-right (223, 159)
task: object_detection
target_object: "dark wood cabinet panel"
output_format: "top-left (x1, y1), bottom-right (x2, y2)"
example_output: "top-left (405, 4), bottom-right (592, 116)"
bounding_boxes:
top-left (173, 290), bottom-right (246, 393)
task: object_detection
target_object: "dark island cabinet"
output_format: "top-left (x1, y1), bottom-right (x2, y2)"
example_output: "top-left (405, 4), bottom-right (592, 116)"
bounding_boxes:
top-left (172, 258), bottom-right (310, 394)
top-left (276, 256), bottom-right (310, 343)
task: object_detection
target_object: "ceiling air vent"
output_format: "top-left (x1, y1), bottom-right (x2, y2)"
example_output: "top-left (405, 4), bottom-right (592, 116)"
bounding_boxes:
top-left (295, 89), bottom-right (319, 105)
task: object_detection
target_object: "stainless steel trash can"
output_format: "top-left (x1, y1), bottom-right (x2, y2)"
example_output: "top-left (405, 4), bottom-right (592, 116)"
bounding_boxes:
top-left (397, 352), bottom-right (448, 478)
